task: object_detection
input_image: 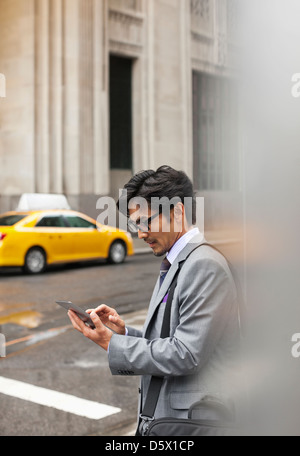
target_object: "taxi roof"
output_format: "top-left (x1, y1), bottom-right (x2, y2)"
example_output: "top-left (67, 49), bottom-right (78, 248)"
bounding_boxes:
top-left (16, 193), bottom-right (71, 211)
top-left (2, 209), bottom-right (77, 216)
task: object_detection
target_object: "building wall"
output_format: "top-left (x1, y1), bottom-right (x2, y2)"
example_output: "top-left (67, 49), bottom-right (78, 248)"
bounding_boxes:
top-left (0, 0), bottom-right (35, 202)
top-left (0, 0), bottom-right (241, 235)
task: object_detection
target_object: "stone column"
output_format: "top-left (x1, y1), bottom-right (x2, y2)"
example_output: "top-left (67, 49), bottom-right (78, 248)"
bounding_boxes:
top-left (179, 0), bottom-right (193, 177)
top-left (0, 0), bottom-right (35, 199)
top-left (34, 0), bottom-right (50, 193)
top-left (49, 0), bottom-right (63, 194)
top-left (146, 0), bottom-right (155, 171)
top-left (150, 0), bottom-right (191, 172)
top-left (79, 0), bottom-right (94, 195)
top-left (62, 0), bottom-right (80, 195)
top-left (93, 0), bottom-right (110, 195)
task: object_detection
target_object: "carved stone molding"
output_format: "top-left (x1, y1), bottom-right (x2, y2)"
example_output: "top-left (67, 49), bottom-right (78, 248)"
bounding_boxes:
top-left (109, 8), bottom-right (144, 26)
top-left (191, 0), bottom-right (210, 21)
top-left (190, 0), bottom-right (213, 36)
top-left (191, 30), bottom-right (214, 44)
top-left (108, 7), bottom-right (144, 55)
top-left (109, 0), bottom-right (140, 12)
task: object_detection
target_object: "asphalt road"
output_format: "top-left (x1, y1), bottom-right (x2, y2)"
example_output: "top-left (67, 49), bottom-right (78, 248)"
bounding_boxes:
top-left (0, 253), bottom-right (161, 436)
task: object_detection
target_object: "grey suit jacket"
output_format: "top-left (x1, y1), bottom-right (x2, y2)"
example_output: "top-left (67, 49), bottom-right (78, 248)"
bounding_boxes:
top-left (108, 233), bottom-right (241, 421)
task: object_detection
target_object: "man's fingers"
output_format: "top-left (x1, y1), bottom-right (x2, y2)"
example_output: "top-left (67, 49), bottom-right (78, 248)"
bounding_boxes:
top-left (107, 316), bottom-right (120, 329)
top-left (86, 305), bottom-right (113, 317)
top-left (81, 306), bottom-right (125, 335)
top-left (68, 310), bottom-right (85, 332)
top-left (108, 315), bottom-right (126, 335)
top-left (109, 315), bottom-right (122, 325)
top-left (68, 309), bottom-right (115, 351)
top-left (93, 304), bottom-right (112, 314)
top-left (89, 311), bottom-right (105, 330)
top-left (87, 306), bottom-right (120, 323)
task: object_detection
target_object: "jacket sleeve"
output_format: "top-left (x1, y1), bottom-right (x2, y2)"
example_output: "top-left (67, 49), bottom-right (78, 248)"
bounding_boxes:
top-left (108, 257), bottom-right (237, 377)
top-left (126, 326), bottom-right (143, 338)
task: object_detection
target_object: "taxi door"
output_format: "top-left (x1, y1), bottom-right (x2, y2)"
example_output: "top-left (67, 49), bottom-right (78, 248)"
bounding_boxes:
top-left (34, 214), bottom-right (74, 262)
top-left (62, 214), bottom-right (108, 260)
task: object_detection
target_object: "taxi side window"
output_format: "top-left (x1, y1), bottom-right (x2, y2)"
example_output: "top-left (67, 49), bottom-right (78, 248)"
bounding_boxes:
top-left (64, 216), bottom-right (96, 229)
top-left (36, 216), bottom-right (66, 228)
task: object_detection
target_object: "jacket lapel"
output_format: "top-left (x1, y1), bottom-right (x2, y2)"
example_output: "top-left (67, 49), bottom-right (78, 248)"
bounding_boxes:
top-left (143, 233), bottom-right (206, 337)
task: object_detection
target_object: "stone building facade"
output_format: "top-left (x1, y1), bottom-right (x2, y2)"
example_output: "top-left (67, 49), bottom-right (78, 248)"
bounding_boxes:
top-left (0, 0), bottom-right (241, 234)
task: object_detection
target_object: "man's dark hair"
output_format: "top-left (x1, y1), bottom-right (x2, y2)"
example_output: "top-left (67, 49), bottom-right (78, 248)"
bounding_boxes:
top-left (117, 165), bottom-right (196, 225)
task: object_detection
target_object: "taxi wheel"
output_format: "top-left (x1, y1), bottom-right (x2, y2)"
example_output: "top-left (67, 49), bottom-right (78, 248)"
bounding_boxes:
top-left (24, 247), bottom-right (47, 274)
top-left (108, 241), bottom-right (126, 264)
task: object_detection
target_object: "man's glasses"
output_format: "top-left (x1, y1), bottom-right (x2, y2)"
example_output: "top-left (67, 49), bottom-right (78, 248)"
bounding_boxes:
top-left (128, 211), bottom-right (160, 233)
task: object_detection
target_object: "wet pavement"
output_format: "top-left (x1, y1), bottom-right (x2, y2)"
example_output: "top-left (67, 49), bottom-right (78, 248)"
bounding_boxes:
top-left (0, 238), bottom-right (242, 436)
top-left (0, 253), bottom-right (160, 436)
top-left (0, 253), bottom-right (160, 344)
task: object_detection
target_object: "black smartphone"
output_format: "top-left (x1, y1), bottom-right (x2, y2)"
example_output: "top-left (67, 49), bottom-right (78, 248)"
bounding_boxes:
top-left (56, 301), bottom-right (96, 329)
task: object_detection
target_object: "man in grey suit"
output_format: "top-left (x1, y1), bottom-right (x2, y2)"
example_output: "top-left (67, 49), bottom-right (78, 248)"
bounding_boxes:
top-left (68, 166), bottom-right (241, 435)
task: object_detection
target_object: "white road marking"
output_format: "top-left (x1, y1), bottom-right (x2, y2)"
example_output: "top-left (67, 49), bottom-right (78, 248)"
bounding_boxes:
top-left (0, 376), bottom-right (121, 420)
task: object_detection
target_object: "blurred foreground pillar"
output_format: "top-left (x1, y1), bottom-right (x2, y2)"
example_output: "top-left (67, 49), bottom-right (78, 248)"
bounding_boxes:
top-left (240, 0), bottom-right (300, 436)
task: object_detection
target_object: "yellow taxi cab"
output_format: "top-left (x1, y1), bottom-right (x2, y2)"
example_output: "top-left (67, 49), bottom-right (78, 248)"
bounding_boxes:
top-left (0, 210), bottom-right (134, 274)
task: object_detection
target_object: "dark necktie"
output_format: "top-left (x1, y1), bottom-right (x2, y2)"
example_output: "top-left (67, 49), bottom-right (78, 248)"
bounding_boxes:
top-left (159, 257), bottom-right (171, 287)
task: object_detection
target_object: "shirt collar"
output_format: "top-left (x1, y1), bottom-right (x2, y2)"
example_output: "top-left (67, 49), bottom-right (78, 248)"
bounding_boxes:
top-left (166, 227), bottom-right (201, 265)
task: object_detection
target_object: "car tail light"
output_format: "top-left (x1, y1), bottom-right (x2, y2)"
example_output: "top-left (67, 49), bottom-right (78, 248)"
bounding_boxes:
top-left (0, 233), bottom-right (7, 241)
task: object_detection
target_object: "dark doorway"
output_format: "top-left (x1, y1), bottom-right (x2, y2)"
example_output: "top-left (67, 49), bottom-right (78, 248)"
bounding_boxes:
top-left (109, 55), bottom-right (133, 170)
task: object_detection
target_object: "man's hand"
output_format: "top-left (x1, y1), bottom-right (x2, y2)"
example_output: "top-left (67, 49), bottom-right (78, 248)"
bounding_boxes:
top-left (68, 310), bottom-right (113, 351)
top-left (86, 305), bottom-right (126, 336)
